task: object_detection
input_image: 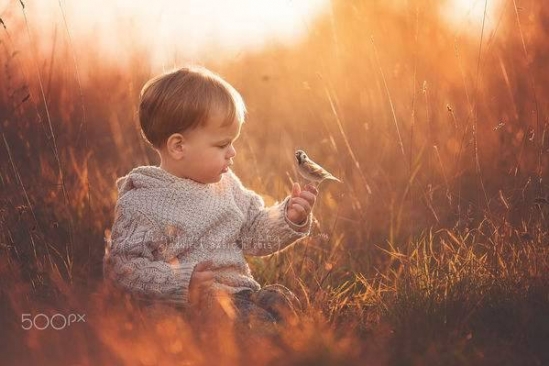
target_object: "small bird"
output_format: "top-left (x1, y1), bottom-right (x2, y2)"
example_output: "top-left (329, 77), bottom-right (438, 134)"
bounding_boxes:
top-left (295, 150), bottom-right (341, 184)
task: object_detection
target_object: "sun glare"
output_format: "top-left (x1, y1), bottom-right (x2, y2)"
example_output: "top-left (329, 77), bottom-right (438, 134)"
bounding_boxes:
top-left (1, 0), bottom-right (329, 69)
top-left (440, 0), bottom-right (502, 35)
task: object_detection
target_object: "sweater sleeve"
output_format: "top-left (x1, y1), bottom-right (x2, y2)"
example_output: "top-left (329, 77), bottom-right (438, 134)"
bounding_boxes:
top-left (104, 205), bottom-right (195, 305)
top-left (229, 172), bottom-right (312, 256)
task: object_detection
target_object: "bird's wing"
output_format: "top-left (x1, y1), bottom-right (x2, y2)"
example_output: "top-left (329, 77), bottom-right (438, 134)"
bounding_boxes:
top-left (304, 160), bottom-right (332, 178)
top-left (304, 160), bottom-right (341, 182)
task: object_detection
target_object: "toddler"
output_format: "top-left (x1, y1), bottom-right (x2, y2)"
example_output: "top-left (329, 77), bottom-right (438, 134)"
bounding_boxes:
top-left (103, 66), bottom-right (317, 326)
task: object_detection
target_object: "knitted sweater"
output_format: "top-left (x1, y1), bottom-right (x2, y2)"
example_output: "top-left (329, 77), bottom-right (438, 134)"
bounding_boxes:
top-left (103, 166), bottom-right (311, 306)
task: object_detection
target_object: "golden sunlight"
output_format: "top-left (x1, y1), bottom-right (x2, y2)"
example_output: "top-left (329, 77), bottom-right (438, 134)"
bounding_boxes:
top-left (440, 0), bottom-right (503, 35)
top-left (0, 0), bottom-right (329, 68)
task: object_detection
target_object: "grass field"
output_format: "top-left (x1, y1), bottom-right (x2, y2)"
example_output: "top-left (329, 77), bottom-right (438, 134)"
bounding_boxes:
top-left (1, 1), bottom-right (548, 365)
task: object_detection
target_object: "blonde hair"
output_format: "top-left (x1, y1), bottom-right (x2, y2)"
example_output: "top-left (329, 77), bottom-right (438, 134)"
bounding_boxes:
top-left (139, 66), bottom-right (246, 148)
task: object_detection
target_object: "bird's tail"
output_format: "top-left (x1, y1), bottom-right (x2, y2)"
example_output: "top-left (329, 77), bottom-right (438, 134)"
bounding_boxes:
top-left (325, 175), bottom-right (342, 183)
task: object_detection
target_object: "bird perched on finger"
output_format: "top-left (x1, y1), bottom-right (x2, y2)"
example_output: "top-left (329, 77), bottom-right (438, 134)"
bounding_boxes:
top-left (295, 150), bottom-right (341, 184)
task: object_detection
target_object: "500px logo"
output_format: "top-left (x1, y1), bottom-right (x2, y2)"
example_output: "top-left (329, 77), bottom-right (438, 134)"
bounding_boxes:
top-left (21, 313), bottom-right (86, 330)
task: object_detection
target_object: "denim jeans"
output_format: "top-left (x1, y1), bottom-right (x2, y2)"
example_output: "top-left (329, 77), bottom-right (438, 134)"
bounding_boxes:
top-left (231, 284), bottom-right (302, 325)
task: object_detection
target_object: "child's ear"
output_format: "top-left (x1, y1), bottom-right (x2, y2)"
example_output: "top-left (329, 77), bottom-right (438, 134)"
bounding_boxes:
top-left (166, 133), bottom-right (186, 159)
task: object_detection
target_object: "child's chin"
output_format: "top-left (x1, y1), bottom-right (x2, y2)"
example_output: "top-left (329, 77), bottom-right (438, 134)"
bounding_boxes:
top-left (205, 175), bottom-right (223, 184)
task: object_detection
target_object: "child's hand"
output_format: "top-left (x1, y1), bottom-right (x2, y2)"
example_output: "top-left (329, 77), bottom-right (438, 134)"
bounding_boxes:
top-left (286, 182), bottom-right (318, 230)
top-left (189, 260), bottom-right (215, 306)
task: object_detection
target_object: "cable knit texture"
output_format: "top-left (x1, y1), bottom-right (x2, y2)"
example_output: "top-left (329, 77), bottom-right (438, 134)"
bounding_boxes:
top-left (103, 166), bottom-right (311, 307)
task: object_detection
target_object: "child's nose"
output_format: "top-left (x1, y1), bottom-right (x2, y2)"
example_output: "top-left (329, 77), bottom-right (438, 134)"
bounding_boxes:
top-left (227, 144), bottom-right (236, 158)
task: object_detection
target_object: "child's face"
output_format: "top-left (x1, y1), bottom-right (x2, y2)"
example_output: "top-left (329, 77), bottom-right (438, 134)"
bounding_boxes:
top-left (180, 110), bottom-right (241, 184)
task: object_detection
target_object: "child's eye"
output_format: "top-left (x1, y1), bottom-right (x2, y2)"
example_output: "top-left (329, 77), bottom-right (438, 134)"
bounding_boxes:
top-left (217, 143), bottom-right (230, 148)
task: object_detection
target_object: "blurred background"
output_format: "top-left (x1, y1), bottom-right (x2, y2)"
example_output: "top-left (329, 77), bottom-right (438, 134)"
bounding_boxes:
top-left (0, 0), bottom-right (548, 364)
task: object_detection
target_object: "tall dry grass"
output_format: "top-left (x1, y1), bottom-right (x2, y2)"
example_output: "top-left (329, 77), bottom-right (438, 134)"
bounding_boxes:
top-left (1, 0), bottom-right (548, 365)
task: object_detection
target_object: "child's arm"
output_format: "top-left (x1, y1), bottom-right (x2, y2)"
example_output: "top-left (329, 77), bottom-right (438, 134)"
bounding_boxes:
top-left (229, 172), bottom-right (316, 256)
top-left (104, 205), bottom-right (195, 305)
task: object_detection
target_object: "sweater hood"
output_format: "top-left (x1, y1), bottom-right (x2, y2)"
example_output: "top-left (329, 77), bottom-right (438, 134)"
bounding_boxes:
top-left (116, 166), bottom-right (183, 197)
